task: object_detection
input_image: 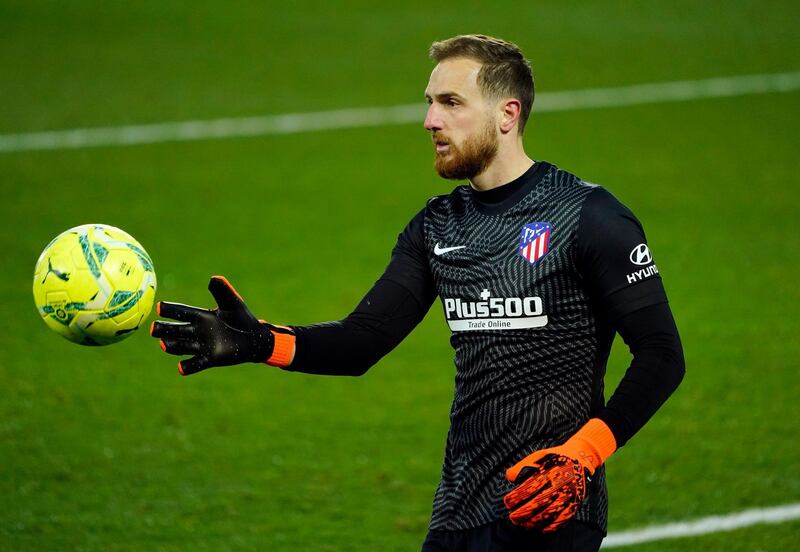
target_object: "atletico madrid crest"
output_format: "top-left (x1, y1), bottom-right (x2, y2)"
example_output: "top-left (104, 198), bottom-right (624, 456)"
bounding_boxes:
top-left (519, 222), bottom-right (551, 265)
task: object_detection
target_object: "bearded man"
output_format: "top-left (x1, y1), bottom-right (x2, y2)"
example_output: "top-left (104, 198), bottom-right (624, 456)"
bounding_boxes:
top-left (151, 34), bottom-right (685, 552)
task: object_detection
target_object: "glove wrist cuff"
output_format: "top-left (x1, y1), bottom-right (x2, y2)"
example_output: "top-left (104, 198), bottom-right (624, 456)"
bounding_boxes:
top-left (568, 418), bottom-right (617, 472)
top-left (267, 330), bottom-right (295, 367)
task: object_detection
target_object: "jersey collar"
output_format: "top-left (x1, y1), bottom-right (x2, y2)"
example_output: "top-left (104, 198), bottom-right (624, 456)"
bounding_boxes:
top-left (470, 161), bottom-right (551, 215)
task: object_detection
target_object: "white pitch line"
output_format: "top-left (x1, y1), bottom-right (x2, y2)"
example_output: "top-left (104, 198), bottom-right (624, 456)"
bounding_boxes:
top-left (602, 502), bottom-right (800, 548)
top-left (1, 70), bottom-right (798, 153)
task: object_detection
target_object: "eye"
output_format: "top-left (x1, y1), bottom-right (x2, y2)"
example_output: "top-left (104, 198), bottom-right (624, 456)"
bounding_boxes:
top-left (446, 98), bottom-right (459, 107)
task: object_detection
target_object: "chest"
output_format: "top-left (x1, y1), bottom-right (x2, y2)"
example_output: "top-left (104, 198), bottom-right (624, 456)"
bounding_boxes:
top-left (424, 192), bottom-right (589, 332)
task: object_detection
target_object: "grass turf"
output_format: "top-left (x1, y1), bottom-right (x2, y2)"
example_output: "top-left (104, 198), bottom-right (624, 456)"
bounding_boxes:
top-left (1, 1), bottom-right (799, 549)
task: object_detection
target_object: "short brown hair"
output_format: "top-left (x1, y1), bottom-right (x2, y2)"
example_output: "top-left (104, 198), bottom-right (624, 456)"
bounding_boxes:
top-left (429, 34), bottom-right (534, 134)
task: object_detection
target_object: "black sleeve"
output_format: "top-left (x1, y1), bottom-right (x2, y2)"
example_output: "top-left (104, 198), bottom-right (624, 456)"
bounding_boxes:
top-left (577, 188), bottom-right (685, 447)
top-left (596, 303), bottom-right (685, 446)
top-left (286, 209), bottom-right (437, 376)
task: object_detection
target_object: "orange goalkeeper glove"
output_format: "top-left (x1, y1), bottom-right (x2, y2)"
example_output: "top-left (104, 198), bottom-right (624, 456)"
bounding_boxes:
top-left (503, 418), bottom-right (617, 532)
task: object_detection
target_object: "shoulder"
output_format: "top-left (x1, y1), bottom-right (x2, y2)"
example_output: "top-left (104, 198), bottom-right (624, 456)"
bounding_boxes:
top-left (537, 162), bottom-right (602, 207)
top-left (539, 164), bottom-right (645, 246)
top-left (424, 185), bottom-right (470, 216)
top-left (575, 184), bottom-right (651, 272)
top-left (397, 185), bottom-right (467, 247)
top-left (579, 186), bottom-right (642, 234)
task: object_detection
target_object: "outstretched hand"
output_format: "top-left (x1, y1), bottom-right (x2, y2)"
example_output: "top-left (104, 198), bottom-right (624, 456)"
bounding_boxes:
top-left (151, 276), bottom-right (290, 375)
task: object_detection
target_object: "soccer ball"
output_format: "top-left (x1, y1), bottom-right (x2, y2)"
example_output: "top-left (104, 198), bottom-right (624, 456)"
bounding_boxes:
top-left (32, 224), bottom-right (157, 346)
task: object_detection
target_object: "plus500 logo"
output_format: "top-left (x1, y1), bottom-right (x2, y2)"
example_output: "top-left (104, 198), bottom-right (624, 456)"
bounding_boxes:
top-left (443, 294), bottom-right (543, 319)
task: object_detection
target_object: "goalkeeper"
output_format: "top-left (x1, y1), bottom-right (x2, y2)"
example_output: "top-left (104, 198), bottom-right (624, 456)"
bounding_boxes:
top-left (152, 34), bottom-right (684, 551)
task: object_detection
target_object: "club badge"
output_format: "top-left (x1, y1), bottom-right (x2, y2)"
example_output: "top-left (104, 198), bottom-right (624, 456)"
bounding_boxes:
top-left (519, 222), bottom-right (551, 265)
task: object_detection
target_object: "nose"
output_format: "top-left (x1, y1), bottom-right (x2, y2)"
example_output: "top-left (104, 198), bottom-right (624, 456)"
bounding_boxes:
top-left (424, 103), bottom-right (442, 132)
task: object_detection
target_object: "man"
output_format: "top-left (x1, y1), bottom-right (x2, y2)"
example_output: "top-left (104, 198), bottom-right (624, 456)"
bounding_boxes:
top-left (151, 35), bottom-right (685, 551)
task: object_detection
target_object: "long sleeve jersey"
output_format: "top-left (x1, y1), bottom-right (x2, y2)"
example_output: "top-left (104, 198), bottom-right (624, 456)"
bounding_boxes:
top-left (285, 161), bottom-right (685, 532)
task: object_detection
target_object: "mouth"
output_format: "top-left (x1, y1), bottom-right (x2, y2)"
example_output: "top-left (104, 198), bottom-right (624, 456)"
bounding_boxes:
top-left (433, 137), bottom-right (451, 153)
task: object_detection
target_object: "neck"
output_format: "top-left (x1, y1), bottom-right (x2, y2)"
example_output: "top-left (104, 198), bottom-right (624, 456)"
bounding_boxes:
top-left (469, 140), bottom-right (533, 191)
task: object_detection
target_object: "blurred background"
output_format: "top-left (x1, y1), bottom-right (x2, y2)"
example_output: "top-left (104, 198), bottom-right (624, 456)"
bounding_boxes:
top-left (1, 1), bottom-right (798, 549)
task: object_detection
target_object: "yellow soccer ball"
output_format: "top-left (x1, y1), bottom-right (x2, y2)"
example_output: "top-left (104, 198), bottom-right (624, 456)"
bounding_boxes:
top-left (33, 224), bottom-right (157, 346)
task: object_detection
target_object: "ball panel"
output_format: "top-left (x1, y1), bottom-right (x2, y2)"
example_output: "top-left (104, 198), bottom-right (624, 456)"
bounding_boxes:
top-left (93, 241), bottom-right (109, 266)
top-left (100, 249), bottom-right (145, 291)
top-left (39, 291), bottom-right (86, 344)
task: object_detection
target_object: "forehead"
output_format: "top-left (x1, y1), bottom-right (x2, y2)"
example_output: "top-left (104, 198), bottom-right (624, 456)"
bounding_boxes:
top-left (425, 57), bottom-right (484, 99)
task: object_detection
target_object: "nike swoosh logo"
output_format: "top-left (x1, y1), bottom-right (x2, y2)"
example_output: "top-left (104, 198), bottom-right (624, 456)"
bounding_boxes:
top-left (434, 243), bottom-right (467, 255)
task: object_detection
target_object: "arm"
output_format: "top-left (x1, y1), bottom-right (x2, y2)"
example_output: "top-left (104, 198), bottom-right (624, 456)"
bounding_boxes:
top-left (504, 187), bottom-right (684, 531)
top-left (598, 301), bottom-right (685, 447)
top-left (288, 278), bottom-right (433, 376)
top-left (579, 187), bottom-right (685, 448)
top-left (151, 209), bottom-right (436, 376)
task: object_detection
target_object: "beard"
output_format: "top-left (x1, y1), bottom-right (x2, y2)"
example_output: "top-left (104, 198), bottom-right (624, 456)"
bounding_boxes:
top-left (433, 120), bottom-right (499, 180)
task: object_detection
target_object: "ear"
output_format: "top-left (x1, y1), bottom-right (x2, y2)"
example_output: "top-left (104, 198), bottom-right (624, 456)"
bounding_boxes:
top-left (498, 98), bottom-right (522, 135)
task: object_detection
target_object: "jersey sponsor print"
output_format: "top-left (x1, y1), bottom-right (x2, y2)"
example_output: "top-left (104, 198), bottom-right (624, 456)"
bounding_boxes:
top-left (626, 243), bottom-right (659, 284)
top-left (443, 288), bottom-right (548, 331)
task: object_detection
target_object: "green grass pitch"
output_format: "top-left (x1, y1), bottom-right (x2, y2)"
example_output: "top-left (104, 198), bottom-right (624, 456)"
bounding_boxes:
top-left (1, 1), bottom-right (799, 549)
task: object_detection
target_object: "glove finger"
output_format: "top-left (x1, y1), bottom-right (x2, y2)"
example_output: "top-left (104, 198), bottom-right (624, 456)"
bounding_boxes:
top-left (506, 449), bottom-right (550, 482)
top-left (156, 301), bottom-right (207, 322)
top-left (541, 503), bottom-right (580, 533)
top-left (504, 470), bottom-right (548, 509)
top-left (509, 483), bottom-right (556, 519)
top-left (208, 276), bottom-right (247, 311)
top-left (178, 356), bottom-right (212, 376)
top-left (150, 320), bottom-right (196, 339)
top-left (512, 499), bottom-right (561, 530)
top-left (160, 338), bottom-right (201, 356)
top-left (515, 466), bottom-right (538, 483)
top-left (509, 475), bottom-right (564, 526)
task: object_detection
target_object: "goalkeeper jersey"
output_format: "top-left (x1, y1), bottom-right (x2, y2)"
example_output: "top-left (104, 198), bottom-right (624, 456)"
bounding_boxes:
top-left (385, 161), bottom-right (666, 531)
top-left (290, 160), bottom-right (673, 532)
